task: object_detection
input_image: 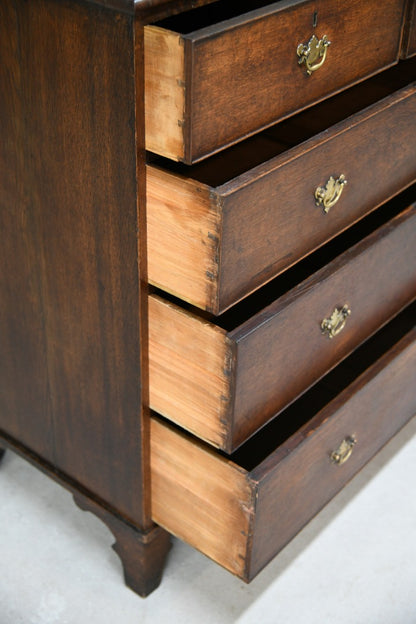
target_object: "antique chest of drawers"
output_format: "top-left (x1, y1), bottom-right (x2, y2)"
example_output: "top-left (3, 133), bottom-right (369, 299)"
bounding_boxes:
top-left (1, 0), bottom-right (415, 597)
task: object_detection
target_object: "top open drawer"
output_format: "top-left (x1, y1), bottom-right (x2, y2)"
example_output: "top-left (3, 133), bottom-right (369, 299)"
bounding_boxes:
top-left (144, 0), bottom-right (405, 163)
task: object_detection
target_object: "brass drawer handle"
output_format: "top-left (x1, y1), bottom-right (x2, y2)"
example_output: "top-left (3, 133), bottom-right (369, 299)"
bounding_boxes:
top-left (331, 436), bottom-right (356, 465)
top-left (297, 34), bottom-right (331, 75)
top-left (321, 305), bottom-right (351, 339)
top-left (315, 174), bottom-right (347, 213)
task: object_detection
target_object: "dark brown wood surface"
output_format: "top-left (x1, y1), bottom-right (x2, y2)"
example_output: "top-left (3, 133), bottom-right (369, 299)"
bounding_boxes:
top-left (0, 1), bottom-right (53, 459)
top-left (152, 0), bottom-right (405, 162)
top-left (0, 0), bottom-right (148, 528)
top-left (230, 204), bottom-right (416, 449)
top-left (402, 0), bottom-right (416, 57)
top-left (248, 326), bottom-right (416, 580)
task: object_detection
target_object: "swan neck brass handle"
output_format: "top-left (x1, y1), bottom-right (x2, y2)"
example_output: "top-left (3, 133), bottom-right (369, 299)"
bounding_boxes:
top-left (321, 305), bottom-right (351, 339)
top-left (331, 436), bottom-right (356, 465)
top-left (297, 34), bottom-right (331, 75)
top-left (315, 175), bottom-right (347, 213)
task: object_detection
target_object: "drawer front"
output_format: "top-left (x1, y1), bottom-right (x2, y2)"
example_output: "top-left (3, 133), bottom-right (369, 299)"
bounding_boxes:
top-left (149, 204), bottom-right (416, 451)
top-left (147, 83), bottom-right (416, 313)
top-left (151, 323), bottom-right (416, 580)
top-left (145, 0), bottom-right (405, 163)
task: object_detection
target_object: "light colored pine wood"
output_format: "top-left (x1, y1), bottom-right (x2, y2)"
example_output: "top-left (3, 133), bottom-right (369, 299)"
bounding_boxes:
top-left (144, 26), bottom-right (185, 161)
top-left (146, 165), bottom-right (220, 312)
top-left (148, 294), bottom-right (232, 448)
top-left (150, 417), bottom-right (254, 578)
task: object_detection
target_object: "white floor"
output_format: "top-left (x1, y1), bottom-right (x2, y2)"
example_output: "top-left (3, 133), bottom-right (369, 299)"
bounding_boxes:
top-left (1, 417), bottom-right (416, 624)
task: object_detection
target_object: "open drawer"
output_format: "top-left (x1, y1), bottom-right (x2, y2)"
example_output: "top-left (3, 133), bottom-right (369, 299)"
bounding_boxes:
top-left (147, 67), bottom-right (416, 313)
top-left (151, 304), bottom-right (416, 581)
top-left (144, 0), bottom-right (405, 163)
top-left (149, 194), bottom-right (416, 451)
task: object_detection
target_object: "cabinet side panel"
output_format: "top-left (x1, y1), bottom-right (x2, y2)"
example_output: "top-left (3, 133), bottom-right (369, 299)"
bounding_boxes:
top-left (0, 1), bottom-right (53, 456)
top-left (0, 0), bottom-right (148, 526)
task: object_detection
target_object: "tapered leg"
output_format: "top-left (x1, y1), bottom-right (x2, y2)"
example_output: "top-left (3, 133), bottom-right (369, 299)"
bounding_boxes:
top-left (73, 492), bottom-right (171, 597)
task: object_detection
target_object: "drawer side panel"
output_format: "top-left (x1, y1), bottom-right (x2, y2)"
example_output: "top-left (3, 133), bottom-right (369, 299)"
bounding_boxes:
top-left (150, 417), bottom-right (254, 577)
top-left (144, 26), bottom-right (186, 161)
top-left (146, 166), bottom-right (220, 311)
top-left (148, 295), bottom-right (233, 448)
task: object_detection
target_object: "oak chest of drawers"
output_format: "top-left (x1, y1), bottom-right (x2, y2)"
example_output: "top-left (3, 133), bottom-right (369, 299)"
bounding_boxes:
top-left (1, 0), bottom-right (415, 597)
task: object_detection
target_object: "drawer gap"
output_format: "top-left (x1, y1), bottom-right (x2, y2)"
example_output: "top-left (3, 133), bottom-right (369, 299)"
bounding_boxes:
top-left (154, 0), bottom-right (288, 35)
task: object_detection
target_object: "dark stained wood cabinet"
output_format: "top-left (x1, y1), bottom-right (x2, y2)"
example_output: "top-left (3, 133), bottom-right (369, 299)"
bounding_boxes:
top-left (0, 0), bottom-right (169, 597)
top-left (1, 0), bottom-right (415, 597)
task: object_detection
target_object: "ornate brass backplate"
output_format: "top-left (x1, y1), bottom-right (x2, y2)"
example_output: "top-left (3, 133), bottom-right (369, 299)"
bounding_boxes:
top-left (297, 34), bottom-right (331, 75)
top-left (315, 174), bottom-right (347, 213)
top-left (321, 305), bottom-right (351, 339)
top-left (331, 436), bottom-right (357, 465)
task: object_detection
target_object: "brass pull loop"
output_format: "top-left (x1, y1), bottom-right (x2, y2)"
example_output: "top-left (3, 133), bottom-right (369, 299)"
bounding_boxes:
top-left (321, 305), bottom-right (351, 339)
top-left (297, 35), bottom-right (331, 75)
top-left (331, 436), bottom-right (356, 465)
top-left (315, 174), bottom-right (347, 213)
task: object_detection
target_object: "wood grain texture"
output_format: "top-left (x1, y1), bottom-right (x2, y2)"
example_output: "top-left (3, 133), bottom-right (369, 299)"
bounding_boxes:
top-left (402, 0), bottom-right (416, 57)
top-left (410, 4), bottom-right (416, 56)
top-left (147, 81), bottom-right (416, 313)
top-left (146, 165), bottom-right (221, 311)
top-left (144, 26), bottom-right (185, 160)
top-left (151, 417), bottom-right (254, 577)
top-left (151, 325), bottom-right (416, 580)
top-left (0, 0), bottom-right (147, 527)
top-left (145, 0), bottom-right (405, 162)
top-left (149, 204), bottom-right (416, 451)
top-left (148, 295), bottom-right (233, 448)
